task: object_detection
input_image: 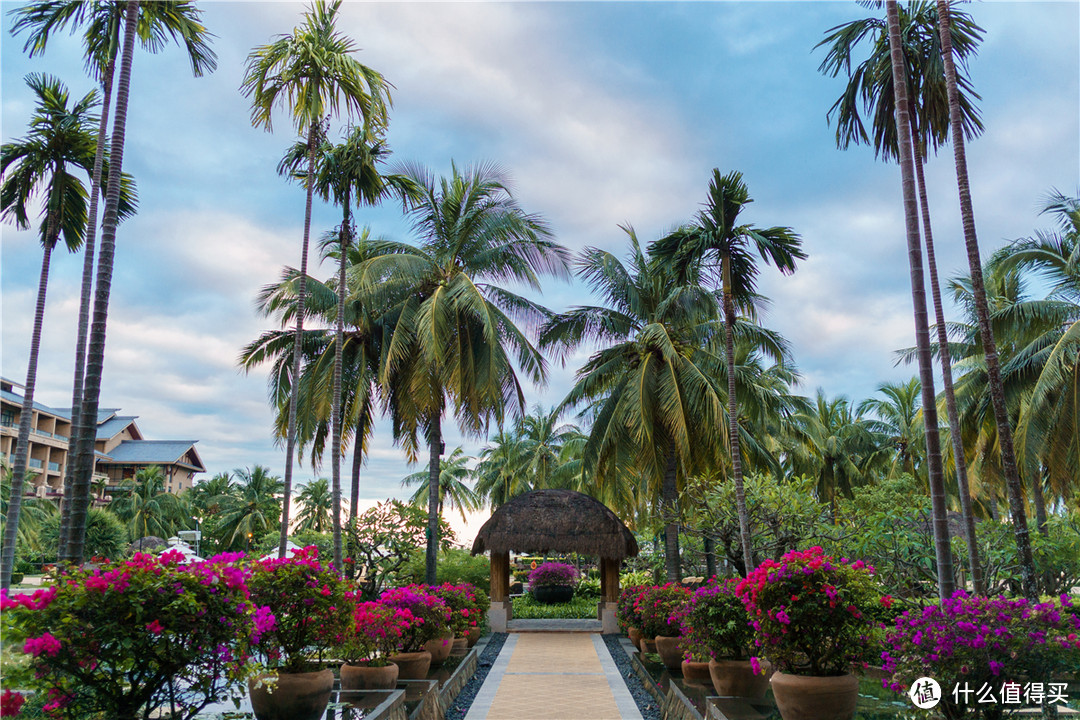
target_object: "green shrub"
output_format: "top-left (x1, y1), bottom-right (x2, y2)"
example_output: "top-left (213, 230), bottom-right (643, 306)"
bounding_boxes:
top-left (9, 573), bottom-right (23, 585)
top-left (512, 595), bottom-right (596, 620)
top-left (576, 577), bottom-right (601, 599)
top-left (39, 507), bottom-right (127, 561)
top-left (400, 547), bottom-right (491, 587)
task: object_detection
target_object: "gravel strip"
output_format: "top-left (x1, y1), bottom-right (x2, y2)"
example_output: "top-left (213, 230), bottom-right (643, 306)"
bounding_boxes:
top-left (445, 633), bottom-right (509, 720)
top-left (602, 635), bottom-right (662, 720)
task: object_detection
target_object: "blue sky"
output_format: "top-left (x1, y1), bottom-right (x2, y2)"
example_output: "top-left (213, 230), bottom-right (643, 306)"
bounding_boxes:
top-left (2, 1), bottom-right (1078, 514)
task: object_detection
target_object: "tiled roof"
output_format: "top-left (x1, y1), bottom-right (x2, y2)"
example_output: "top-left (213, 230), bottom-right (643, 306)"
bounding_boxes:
top-left (1, 388), bottom-right (67, 418)
top-left (100, 440), bottom-right (204, 471)
top-left (95, 416), bottom-right (138, 440)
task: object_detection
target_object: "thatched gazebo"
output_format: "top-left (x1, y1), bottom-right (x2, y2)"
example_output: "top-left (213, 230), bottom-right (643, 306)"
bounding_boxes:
top-left (471, 489), bottom-right (638, 631)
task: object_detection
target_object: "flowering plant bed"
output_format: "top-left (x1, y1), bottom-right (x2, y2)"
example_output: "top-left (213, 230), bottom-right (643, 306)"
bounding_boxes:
top-left (338, 600), bottom-right (417, 667)
top-left (681, 578), bottom-right (755, 660)
top-left (616, 585), bottom-right (649, 631)
top-left (527, 562), bottom-right (579, 589)
top-left (428, 582), bottom-right (487, 636)
top-left (736, 546), bottom-right (887, 676)
top-left (882, 591), bottom-right (1080, 718)
top-left (637, 583), bottom-right (692, 639)
top-left (379, 585), bottom-right (452, 651)
top-left (0, 550), bottom-right (266, 719)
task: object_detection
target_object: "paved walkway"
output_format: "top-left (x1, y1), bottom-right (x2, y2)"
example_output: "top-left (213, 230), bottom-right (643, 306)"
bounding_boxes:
top-left (465, 633), bottom-right (643, 720)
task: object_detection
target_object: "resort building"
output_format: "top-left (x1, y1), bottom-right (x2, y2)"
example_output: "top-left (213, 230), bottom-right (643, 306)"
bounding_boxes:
top-left (0, 378), bottom-right (205, 502)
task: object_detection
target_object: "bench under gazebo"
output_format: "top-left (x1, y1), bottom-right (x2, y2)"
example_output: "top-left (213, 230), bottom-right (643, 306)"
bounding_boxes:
top-left (470, 488), bottom-right (639, 632)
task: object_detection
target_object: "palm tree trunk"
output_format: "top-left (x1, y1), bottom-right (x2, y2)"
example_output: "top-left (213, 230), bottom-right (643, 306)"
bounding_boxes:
top-left (426, 415), bottom-right (441, 585)
top-left (703, 534), bottom-right (717, 580)
top-left (330, 195), bottom-right (350, 574)
top-left (935, 0), bottom-right (1037, 599)
top-left (65, 0), bottom-right (138, 565)
top-left (723, 253), bottom-right (755, 575)
top-left (1, 241), bottom-right (55, 589)
top-left (1031, 473), bottom-right (1049, 536)
top-left (661, 449), bottom-right (681, 582)
top-left (886, 0), bottom-right (955, 600)
top-left (349, 436), bottom-right (362, 522)
top-left (59, 60), bottom-right (115, 559)
top-left (278, 123), bottom-right (318, 559)
top-left (914, 138), bottom-right (985, 594)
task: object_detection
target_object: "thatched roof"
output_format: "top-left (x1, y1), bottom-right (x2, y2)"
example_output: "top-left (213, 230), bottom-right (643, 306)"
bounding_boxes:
top-left (471, 489), bottom-right (639, 560)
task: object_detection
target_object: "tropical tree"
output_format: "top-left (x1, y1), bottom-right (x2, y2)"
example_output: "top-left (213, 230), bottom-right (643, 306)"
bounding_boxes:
top-left (541, 227), bottom-right (729, 581)
top-left (0, 73), bottom-right (134, 588)
top-left (214, 465), bottom-right (283, 553)
top-left (241, 0), bottom-right (391, 560)
top-left (858, 378), bottom-right (927, 480)
top-left (817, 0), bottom-right (985, 593)
top-left (649, 169), bottom-right (805, 575)
top-left (401, 447), bottom-right (481, 523)
top-left (295, 478), bottom-right (333, 533)
top-left (935, 0), bottom-right (1037, 597)
top-left (187, 471), bottom-right (234, 516)
top-left (108, 466), bottom-right (192, 541)
top-left (10, 0), bottom-right (217, 562)
top-left (1, 465), bottom-right (58, 557)
top-left (357, 161), bottom-right (569, 584)
top-left (473, 429), bottom-right (532, 508)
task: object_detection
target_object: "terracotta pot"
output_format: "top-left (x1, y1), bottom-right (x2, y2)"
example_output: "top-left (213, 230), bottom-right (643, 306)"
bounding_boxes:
top-left (681, 660), bottom-right (712, 684)
top-left (387, 650), bottom-right (431, 680)
top-left (709, 658), bottom-right (771, 698)
top-left (770, 671), bottom-right (858, 720)
top-left (452, 637), bottom-right (469, 652)
top-left (654, 635), bottom-right (685, 674)
top-left (640, 638), bottom-right (658, 655)
top-left (628, 627), bottom-right (643, 650)
top-left (248, 668), bottom-right (333, 720)
top-left (425, 632), bottom-right (454, 665)
top-left (340, 661), bottom-right (398, 691)
top-left (465, 626), bottom-right (483, 647)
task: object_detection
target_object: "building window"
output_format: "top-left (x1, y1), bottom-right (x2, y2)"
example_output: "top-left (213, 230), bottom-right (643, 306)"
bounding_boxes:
top-left (1, 409), bottom-right (14, 427)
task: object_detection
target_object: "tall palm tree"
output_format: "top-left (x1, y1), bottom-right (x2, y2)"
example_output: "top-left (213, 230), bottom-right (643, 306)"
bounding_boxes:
top-left (295, 478), bottom-right (333, 533)
top-left (884, 0), bottom-right (955, 599)
top-left (242, 0), bottom-right (391, 560)
top-left (401, 447), bottom-right (481, 523)
top-left (216, 465), bottom-right (283, 553)
top-left (541, 228), bottom-right (729, 581)
top-left (649, 170), bottom-right (805, 575)
top-left (858, 378), bottom-right (927, 480)
top-left (935, 0), bottom-right (1037, 597)
top-left (474, 429), bottom-right (532, 508)
top-left (108, 466), bottom-right (191, 541)
top-left (0, 74), bottom-right (119, 589)
top-left (512, 406), bottom-right (585, 490)
top-left (358, 161), bottom-right (569, 584)
top-left (817, 0), bottom-right (986, 592)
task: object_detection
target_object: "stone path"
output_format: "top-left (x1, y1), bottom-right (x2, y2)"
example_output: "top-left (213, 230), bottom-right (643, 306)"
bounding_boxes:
top-left (464, 633), bottom-right (643, 720)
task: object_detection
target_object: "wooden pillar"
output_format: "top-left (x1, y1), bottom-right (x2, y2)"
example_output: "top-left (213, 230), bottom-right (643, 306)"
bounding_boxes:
top-left (601, 556), bottom-right (620, 603)
top-left (491, 551), bottom-right (510, 602)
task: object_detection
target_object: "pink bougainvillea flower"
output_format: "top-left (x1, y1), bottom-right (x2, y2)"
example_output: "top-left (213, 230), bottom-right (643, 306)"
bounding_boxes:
top-left (0, 689), bottom-right (25, 717)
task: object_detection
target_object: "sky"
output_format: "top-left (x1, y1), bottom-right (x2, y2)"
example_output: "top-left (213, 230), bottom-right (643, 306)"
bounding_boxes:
top-left (2, 0), bottom-right (1078, 542)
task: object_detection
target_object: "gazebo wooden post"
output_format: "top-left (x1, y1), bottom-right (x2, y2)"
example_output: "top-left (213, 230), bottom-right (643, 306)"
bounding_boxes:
top-left (599, 556), bottom-right (621, 633)
top-left (489, 551), bottom-right (512, 632)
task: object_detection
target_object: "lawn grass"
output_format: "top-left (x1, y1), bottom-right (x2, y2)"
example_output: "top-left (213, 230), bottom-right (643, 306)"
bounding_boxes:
top-left (511, 594), bottom-right (597, 619)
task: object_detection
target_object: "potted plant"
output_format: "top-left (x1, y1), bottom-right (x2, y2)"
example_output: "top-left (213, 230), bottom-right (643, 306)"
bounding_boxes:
top-left (430, 582), bottom-right (486, 651)
top-left (528, 562), bottom-right (578, 603)
top-left (617, 585), bottom-right (649, 650)
top-left (378, 586), bottom-right (451, 679)
top-left (0, 550), bottom-right (265, 720)
top-left (638, 583), bottom-right (693, 673)
top-left (246, 546), bottom-right (348, 720)
top-left (681, 578), bottom-right (767, 696)
top-left (736, 547), bottom-right (885, 720)
top-left (337, 600), bottom-right (416, 691)
top-left (883, 591), bottom-right (1080, 719)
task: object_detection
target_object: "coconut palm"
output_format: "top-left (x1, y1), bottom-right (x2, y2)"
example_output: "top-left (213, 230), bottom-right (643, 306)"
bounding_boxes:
top-left (0, 73), bottom-right (133, 588)
top-left (474, 430), bottom-right (532, 508)
top-left (934, 0), bottom-right (1037, 597)
top-left (858, 379), bottom-right (927, 481)
top-left (1, 464), bottom-right (58, 556)
top-left (817, 0), bottom-right (986, 592)
top-left (295, 478), bottom-right (333, 533)
top-left (241, 0), bottom-right (391, 560)
top-left (187, 471), bottom-right (234, 516)
top-left (357, 161), bottom-right (569, 584)
top-left (215, 465), bottom-right (283, 553)
top-left (401, 447), bottom-right (481, 523)
top-left (541, 227), bottom-right (731, 581)
top-left (649, 169), bottom-right (805, 575)
top-left (108, 466), bottom-right (191, 541)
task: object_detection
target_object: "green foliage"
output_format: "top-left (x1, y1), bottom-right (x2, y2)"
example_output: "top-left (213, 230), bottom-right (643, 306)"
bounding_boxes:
top-left (511, 594), bottom-right (597, 620)
top-left (400, 547), bottom-right (490, 587)
top-left (637, 584), bottom-right (693, 638)
top-left (972, 512), bottom-right (1080, 597)
top-left (620, 570), bottom-right (655, 588)
top-left (576, 576), bottom-right (601, 599)
top-left (39, 506), bottom-right (126, 562)
top-left (346, 500), bottom-right (453, 596)
top-left (680, 579), bottom-right (755, 661)
top-left (254, 529), bottom-right (333, 561)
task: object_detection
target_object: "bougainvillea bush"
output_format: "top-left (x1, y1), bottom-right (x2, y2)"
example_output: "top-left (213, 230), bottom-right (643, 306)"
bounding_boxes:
top-left (882, 592), bottom-right (1080, 719)
top-left (681, 579), bottom-right (755, 661)
top-left (637, 583), bottom-right (693, 639)
top-left (247, 546), bottom-right (348, 673)
top-left (428, 583), bottom-right (486, 636)
top-left (736, 546), bottom-right (887, 676)
top-left (616, 585), bottom-right (649, 631)
top-left (0, 550), bottom-right (267, 719)
top-left (337, 600), bottom-right (417, 667)
top-left (528, 562), bottom-right (579, 589)
top-left (378, 585), bottom-right (452, 651)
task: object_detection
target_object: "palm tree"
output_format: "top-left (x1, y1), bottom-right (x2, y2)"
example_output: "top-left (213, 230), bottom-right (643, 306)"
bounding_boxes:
top-left (541, 228), bottom-right (729, 581)
top-left (401, 447), bottom-right (481, 523)
top-left (884, 0), bottom-right (955, 599)
top-left (934, 0), bottom-right (1037, 597)
top-left (108, 466), bottom-right (191, 541)
top-left (188, 471), bottom-right (234, 516)
top-left (0, 74), bottom-right (112, 589)
top-left (295, 478), bottom-right (333, 533)
top-left (817, 0), bottom-right (985, 594)
top-left (215, 465), bottom-right (283, 553)
top-left (858, 379), bottom-right (927, 480)
top-left (649, 169), bottom-right (805, 575)
top-left (474, 429), bottom-right (533, 508)
top-left (357, 161), bottom-right (569, 584)
top-left (241, 0), bottom-right (391, 560)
